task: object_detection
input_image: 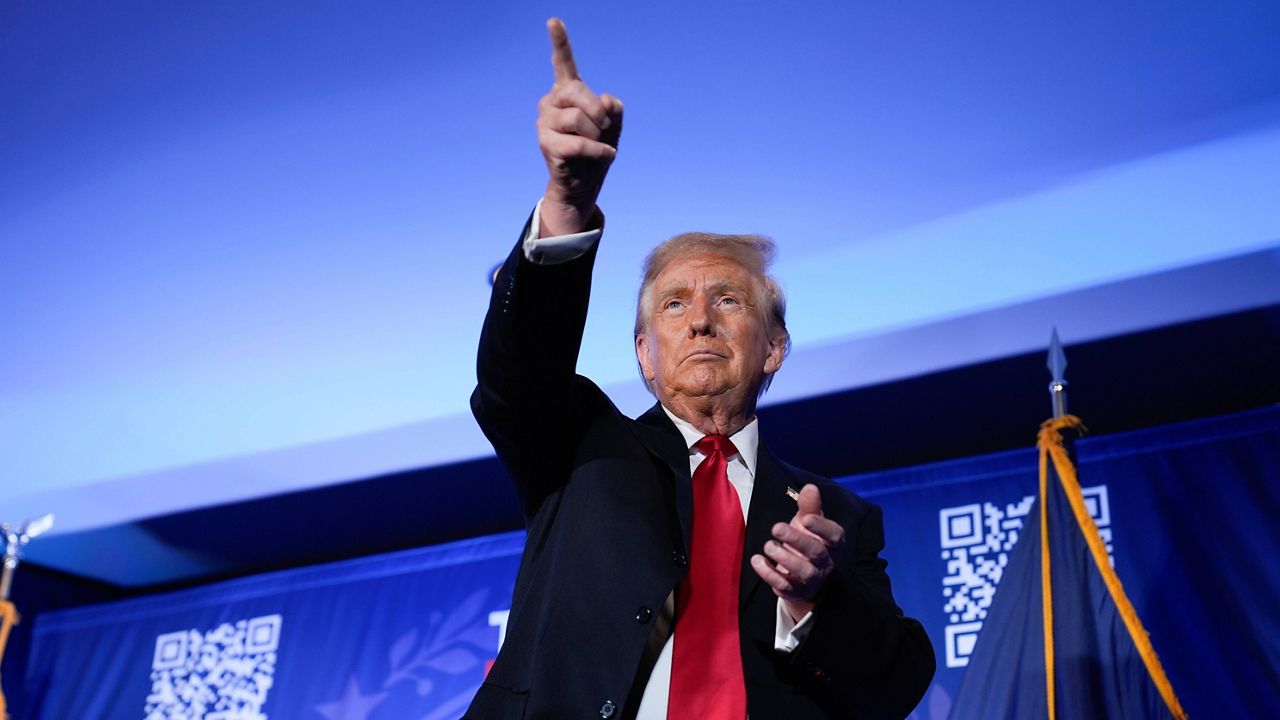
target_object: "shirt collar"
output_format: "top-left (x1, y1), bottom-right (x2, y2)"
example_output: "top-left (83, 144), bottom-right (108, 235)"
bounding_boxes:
top-left (660, 405), bottom-right (760, 478)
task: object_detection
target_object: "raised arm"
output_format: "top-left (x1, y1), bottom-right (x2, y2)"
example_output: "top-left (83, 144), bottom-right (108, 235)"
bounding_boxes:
top-left (471, 19), bottom-right (625, 515)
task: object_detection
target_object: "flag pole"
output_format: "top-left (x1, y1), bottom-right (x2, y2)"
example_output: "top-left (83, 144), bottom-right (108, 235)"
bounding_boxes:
top-left (1047, 327), bottom-right (1068, 419)
top-left (1039, 330), bottom-right (1188, 719)
top-left (1039, 330), bottom-right (1068, 720)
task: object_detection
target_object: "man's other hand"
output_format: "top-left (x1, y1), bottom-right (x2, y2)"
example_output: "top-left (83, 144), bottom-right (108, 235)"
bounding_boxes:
top-left (750, 484), bottom-right (847, 622)
top-left (537, 18), bottom-right (624, 237)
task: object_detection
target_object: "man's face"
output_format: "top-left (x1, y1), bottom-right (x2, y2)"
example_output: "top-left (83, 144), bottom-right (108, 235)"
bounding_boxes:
top-left (635, 253), bottom-right (786, 407)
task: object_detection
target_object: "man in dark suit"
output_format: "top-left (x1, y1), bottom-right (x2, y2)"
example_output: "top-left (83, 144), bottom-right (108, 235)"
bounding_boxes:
top-left (465, 19), bottom-right (934, 719)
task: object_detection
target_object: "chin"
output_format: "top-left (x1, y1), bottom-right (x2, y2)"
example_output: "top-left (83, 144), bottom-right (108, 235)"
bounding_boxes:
top-left (673, 378), bottom-right (736, 399)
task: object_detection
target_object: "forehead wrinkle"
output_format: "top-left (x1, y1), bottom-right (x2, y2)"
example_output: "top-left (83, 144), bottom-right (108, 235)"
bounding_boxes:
top-left (708, 279), bottom-right (752, 297)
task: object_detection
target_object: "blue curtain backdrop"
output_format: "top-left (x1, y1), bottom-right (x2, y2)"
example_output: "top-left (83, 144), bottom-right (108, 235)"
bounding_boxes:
top-left (22, 407), bottom-right (1280, 719)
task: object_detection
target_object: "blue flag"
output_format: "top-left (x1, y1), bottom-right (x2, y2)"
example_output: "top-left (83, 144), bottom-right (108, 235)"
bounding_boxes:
top-left (949, 416), bottom-right (1186, 720)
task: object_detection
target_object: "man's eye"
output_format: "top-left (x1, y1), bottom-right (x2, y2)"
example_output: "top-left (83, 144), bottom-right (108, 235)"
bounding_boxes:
top-left (719, 296), bottom-right (740, 306)
top-left (664, 299), bottom-right (684, 310)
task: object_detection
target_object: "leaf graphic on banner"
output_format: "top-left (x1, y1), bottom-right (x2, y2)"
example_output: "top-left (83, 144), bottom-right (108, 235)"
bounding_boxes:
top-left (379, 589), bottom-right (496, 701)
top-left (425, 647), bottom-right (479, 674)
top-left (390, 629), bottom-right (418, 670)
top-left (437, 588), bottom-right (487, 641)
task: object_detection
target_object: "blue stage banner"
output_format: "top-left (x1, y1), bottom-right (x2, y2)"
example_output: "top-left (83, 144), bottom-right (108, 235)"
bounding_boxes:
top-left (24, 532), bottom-right (525, 720)
top-left (23, 408), bottom-right (1280, 718)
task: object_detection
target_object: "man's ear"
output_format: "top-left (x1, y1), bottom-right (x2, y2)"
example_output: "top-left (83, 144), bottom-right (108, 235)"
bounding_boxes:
top-left (763, 332), bottom-right (788, 375)
top-left (635, 333), bottom-right (656, 382)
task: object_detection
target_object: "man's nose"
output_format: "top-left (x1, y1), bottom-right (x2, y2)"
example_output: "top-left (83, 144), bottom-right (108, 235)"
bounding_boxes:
top-left (687, 297), bottom-right (716, 336)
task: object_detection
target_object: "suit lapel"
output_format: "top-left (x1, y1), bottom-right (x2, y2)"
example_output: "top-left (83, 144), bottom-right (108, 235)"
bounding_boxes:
top-left (631, 403), bottom-right (694, 546)
top-left (740, 442), bottom-right (800, 611)
top-left (631, 407), bottom-right (799, 610)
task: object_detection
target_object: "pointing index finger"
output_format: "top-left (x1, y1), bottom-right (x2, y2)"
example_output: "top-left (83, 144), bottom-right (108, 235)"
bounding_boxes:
top-left (547, 18), bottom-right (580, 83)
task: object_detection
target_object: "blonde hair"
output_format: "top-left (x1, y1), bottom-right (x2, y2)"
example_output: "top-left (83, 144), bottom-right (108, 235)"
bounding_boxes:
top-left (634, 232), bottom-right (791, 394)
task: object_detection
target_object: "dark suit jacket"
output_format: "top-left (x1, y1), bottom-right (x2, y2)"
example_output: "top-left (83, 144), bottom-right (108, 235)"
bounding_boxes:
top-left (464, 220), bottom-right (935, 719)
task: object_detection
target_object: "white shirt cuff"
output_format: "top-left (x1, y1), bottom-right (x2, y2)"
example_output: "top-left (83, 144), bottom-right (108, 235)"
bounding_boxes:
top-left (522, 198), bottom-right (602, 265)
top-left (774, 599), bottom-right (815, 653)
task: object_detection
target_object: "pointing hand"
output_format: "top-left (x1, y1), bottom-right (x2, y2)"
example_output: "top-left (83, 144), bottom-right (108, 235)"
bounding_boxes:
top-left (536, 18), bottom-right (624, 237)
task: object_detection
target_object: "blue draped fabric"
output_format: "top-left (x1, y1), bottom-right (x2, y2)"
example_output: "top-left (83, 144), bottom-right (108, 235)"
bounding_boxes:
top-left (22, 407), bottom-right (1280, 718)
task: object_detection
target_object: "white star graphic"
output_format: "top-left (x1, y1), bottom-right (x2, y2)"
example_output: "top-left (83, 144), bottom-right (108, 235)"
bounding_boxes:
top-left (314, 674), bottom-right (388, 720)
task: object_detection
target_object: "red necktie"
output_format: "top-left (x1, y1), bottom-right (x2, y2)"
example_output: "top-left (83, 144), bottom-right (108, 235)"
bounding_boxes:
top-left (668, 435), bottom-right (747, 719)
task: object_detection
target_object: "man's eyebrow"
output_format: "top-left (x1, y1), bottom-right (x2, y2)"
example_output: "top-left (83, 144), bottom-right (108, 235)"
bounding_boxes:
top-left (708, 279), bottom-right (751, 297)
top-left (654, 281), bottom-right (692, 299)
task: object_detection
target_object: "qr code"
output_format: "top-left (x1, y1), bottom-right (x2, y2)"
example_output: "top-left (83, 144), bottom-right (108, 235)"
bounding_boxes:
top-left (938, 487), bottom-right (1111, 668)
top-left (146, 614), bottom-right (282, 719)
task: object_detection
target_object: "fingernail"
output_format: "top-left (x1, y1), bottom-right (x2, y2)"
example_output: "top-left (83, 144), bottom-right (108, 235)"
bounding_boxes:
top-left (600, 115), bottom-right (611, 130)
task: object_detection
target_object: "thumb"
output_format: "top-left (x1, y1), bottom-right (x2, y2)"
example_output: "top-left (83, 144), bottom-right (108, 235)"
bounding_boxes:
top-left (796, 484), bottom-right (823, 516)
